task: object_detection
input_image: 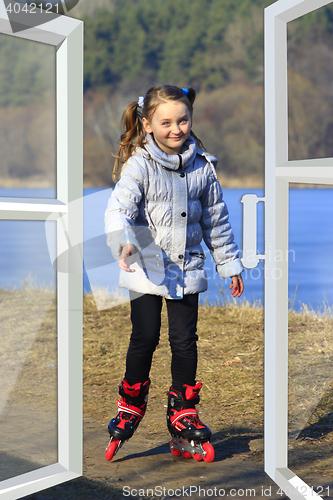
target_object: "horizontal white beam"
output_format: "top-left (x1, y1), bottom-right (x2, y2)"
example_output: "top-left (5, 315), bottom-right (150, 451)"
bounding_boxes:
top-left (0, 198), bottom-right (67, 211)
top-left (0, 17), bottom-right (66, 46)
top-left (275, 468), bottom-right (322, 500)
top-left (0, 0), bottom-right (81, 40)
top-left (0, 198), bottom-right (67, 221)
top-left (278, 158), bottom-right (333, 168)
top-left (0, 464), bottom-right (80, 499)
top-left (266, 0), bottom-right (332, 23)
top-left (276, 161), bottom-right (333, 184)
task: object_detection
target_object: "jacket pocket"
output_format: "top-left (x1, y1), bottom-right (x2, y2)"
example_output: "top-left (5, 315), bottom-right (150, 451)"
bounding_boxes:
top-left (189, 251), bottom-right (205, 260)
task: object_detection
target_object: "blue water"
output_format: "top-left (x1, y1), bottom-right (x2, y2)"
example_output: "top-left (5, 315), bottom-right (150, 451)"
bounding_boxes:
top-left (0, 187), bottom-right (332, 311)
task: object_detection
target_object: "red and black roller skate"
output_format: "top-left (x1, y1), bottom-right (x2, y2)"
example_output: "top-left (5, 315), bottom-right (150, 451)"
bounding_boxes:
top-left (167, 382), bottom-right (215, 462)
top-left (105, 378), bottom-right (150, 461)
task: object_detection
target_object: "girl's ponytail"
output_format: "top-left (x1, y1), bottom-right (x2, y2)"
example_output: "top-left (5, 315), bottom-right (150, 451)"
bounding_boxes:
top-left (183, 87), bottom-right (205, 151)
top-left (113, 101), bottom-right (146, 178)
top-left (186, 87), bottom-right (196, 107)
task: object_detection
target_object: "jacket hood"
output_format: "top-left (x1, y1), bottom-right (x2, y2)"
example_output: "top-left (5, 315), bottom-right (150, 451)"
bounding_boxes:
top-left (141, 134), bottom-right (217, 171)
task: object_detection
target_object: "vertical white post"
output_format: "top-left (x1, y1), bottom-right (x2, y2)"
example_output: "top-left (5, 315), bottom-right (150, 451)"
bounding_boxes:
top-left (264, 9), bottom-right (289, 478)
top-left (56, 22), bottom-right (83, 474)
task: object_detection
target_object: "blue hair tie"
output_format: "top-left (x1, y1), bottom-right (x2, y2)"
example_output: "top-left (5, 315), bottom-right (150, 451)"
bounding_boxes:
top-left (182, 88), bottom-right (189, 95)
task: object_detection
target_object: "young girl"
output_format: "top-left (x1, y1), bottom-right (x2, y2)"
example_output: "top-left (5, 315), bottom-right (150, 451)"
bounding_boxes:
top-left (104, 84), bottom-right (244, 462)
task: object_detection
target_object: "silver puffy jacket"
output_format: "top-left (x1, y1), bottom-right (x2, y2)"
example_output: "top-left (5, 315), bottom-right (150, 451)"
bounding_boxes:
top-left (105, 135), bottom-right (243, 299)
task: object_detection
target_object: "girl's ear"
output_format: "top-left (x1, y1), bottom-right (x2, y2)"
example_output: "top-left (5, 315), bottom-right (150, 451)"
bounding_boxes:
top-left (142, 117), bottom-right (152, 134)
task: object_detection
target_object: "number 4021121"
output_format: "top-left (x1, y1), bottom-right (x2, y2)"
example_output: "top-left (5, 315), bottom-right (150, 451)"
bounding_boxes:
top-left (277, 486), bottom-right (330, 497)
top-left (6, 3), bottom-right (59, 14)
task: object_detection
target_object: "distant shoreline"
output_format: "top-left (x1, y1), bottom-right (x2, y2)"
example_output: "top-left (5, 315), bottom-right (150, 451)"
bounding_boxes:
top-left (0, 175), bottom-right (264, 189)
top-left (0, 176), bottom-right (331, 190)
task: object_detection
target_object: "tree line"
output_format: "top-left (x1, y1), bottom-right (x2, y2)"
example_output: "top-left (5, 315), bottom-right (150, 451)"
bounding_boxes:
top-left (1, 0), bottom-right (333, 186)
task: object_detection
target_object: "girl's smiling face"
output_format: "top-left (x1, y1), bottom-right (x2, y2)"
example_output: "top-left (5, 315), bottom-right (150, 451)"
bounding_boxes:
top-left (142, 101), bottom-right (191, 155)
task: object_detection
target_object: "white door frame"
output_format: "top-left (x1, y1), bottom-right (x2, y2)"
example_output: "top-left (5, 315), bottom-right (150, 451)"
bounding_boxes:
top-left (0, 3), bottom-right (83, 498)
top-left (264, 1), bottom-right (333, 498)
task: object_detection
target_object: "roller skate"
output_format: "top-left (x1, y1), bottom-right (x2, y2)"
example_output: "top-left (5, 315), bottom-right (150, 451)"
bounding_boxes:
top-left (105, 378), bottom-right (150, 461)
top-left (167, 382), bottom-right (215, 462)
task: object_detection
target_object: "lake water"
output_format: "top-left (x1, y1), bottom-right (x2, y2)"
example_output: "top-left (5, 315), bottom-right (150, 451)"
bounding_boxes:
top-left (0, 187), bottom-right (332, 312)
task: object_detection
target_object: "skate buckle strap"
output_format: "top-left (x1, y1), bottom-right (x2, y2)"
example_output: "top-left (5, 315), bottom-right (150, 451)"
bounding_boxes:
top-left (117, 399), bottom-right (145, 418)
top-left (185, 382), bottom-right (202, 400)
top-left (171, 397), bottom-right (199, 409)
top-left (170, 408), bottom-right (198, 425)
top-left (122, 379), bottom-right (146, 398)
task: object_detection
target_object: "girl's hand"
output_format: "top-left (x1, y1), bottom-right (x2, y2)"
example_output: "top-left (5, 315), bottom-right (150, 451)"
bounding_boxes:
top-left (229, 274), bottom-right (244, 298)
top-left (119, 244), bottom-right (136, 273)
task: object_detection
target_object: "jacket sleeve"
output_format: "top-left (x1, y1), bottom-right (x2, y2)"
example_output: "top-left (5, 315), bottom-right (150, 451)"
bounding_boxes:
top-left (200, 164), bottom-right (243, 279)
top-left (104, 157), bottom-right (145, 260)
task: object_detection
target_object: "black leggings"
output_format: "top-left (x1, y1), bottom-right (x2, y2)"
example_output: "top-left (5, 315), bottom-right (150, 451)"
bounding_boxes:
top-left (125, 292), bottom-right (199, 389)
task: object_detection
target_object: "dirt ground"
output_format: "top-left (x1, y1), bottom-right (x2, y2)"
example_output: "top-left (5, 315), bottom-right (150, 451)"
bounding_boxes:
top-left (0, 399), bottom-right (280, 500)
top-left (82, 416), bottom-right (275, 499)
top-left (2, 406), bottom-right (333, 500)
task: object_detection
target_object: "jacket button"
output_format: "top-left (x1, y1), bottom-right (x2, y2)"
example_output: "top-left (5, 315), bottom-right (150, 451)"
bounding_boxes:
top-left (181, 212), bottom-right (186, 217)
top-left (180, 172), bottom-right (185, 177)
top-left (179, 254), bottom-right (184, 259)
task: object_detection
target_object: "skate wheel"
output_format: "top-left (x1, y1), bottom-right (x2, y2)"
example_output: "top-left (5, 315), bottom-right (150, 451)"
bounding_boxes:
top-left (193, 452), bottom-right (203, 461)
top-left (170, 447), bottom-right (182, 457)
top-left (170, 440), bottom-right (181, 457)
top-left (202, 442), bottom-right (215, 463)
top-left (182, 451), bottom-right (192, 459)
top-left (105, 438), bottom-right (120, 461)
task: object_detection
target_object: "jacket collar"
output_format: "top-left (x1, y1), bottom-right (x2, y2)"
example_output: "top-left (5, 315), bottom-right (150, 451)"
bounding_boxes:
top-left (138, 134), bottom-right (218, 170)
top-left (143, 134), bottom-right (197, 171)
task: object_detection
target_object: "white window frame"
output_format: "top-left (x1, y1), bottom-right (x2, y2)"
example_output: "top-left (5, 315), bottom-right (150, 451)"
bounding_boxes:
top-left (264, 1), bottom-right (333, 498)
top-left (0, 3), bottom-right (83, 499)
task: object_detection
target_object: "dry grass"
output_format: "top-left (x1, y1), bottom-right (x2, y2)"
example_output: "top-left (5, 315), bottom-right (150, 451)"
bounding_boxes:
top-left (82, 291), bottom-right (333, 484)
top-left (1, 287), bottom-right (332, 486)
top-left (287, 308), bottom-right (333, 480)
top-left (82, 293), bottom-right (333, 453)
top-left (217, 173), bottom-right (263, 188)
top-left (0, 286), bottom-right (57, 411)
top-left (288, 308), bottom-right (333, 440)
top-left (1, 286), bottom-right (332, 440)
top-left (0, 176), bottom-right (55, 188)
top-left (82, 294), bottom-right (266, 428)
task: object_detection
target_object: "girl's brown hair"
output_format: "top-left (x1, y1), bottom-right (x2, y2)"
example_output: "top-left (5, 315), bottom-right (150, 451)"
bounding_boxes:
top-left (113, 84), bottom-right (204, 177)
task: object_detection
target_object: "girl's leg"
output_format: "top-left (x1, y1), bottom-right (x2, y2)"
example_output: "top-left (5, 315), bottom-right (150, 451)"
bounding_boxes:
top-left (106, 293), bottom-right (162, 460)
top-left (165, 294), bottom-right (213, 460)
top-left (166, 293), bottom-right (199, 388)
top-left (125, 292), bottom-right (163, 384)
